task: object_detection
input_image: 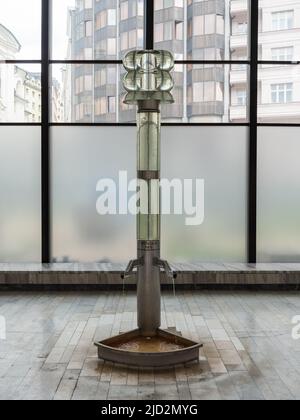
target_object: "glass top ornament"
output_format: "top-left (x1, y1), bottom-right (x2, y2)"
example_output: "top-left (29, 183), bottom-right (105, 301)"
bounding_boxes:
top-left (123, 50), bottom-right (175, 105)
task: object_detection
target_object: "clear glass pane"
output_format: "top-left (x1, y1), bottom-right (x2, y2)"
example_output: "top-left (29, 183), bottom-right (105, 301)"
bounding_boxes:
top-left (154, 0), bottom-right (249, 61)
top-left (51, 0), bottom-right (144, 60)
top-left (258, 127), bottom-right (300, 263)
top-left (0, 64), bottom-right (41, 123)
top-left (51, 126), bottom-right (136, 263)
top-left (259, 0), bottom-right (300, 61)
top-left (52, 64), bottom-right (120, 123)
top-left (52, 63), bottom-right (249, 123)
top-left (161, 126), bottom-right (248, 262)
top-left (0, 0), bottom-right (41, 59)
top-left (186, 64), bottom-right (249, 123)
top-left (0, 127), bottom-right (41, 262)
top-left (258, 64), bottom-right (300, 123)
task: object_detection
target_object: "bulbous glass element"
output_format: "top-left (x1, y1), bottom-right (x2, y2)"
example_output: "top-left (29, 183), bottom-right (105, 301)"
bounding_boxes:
top-left (123, 50), bottom-right (174, 104)
top-left (123, 50), bottom-right (174, 72)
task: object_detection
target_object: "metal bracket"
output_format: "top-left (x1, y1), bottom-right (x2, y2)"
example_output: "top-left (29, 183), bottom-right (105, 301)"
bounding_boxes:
top-left (121, 258), bottom-right (143, 279)
top-left (154, 258), bottom-right (177, 279)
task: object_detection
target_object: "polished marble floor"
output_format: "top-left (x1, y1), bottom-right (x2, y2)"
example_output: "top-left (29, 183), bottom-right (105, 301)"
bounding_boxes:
top-left (0, 291), bottom-right (300, 400)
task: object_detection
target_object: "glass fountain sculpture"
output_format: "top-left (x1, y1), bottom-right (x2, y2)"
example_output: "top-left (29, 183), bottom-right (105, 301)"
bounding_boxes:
top-left (95, 51), bottom-right (202, 367)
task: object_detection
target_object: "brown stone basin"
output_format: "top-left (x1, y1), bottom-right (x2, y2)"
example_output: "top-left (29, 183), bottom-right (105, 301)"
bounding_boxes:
top-left (95, 329), bottom-right (202, 368)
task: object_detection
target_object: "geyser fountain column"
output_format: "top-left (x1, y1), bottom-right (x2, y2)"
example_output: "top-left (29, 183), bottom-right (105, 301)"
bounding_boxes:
top-left (95, 49), bottom-right (202, 368)
top-left (123, 50), bottom-right (175, 336)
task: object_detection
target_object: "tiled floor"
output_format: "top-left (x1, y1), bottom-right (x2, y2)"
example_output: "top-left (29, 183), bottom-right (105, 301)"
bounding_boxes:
top-left (0, 291), bottom-right (300, 400)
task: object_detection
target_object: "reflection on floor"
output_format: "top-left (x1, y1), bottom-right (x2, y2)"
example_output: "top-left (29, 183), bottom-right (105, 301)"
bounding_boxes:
top-left (0, 291), bottom-right (300, 400)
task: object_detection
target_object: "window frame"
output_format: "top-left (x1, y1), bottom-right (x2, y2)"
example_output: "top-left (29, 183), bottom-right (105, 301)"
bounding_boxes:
top-left (0, 0), bottom-right (299, 265)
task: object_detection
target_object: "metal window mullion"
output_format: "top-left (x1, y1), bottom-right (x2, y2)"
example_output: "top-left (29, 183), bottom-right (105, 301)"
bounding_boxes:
top-left (248, 0), bottom-right (259, 264)
top-left (144, 0), bottom-right (154, 50)
top-left (41, 0), bottom-right (51, 263)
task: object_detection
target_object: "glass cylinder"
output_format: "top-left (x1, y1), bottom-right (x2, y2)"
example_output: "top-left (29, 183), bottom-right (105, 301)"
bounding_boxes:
top-left (137, 112), bottom-right (160, 171)
top-left (137, 179), bottom-right (160, 241)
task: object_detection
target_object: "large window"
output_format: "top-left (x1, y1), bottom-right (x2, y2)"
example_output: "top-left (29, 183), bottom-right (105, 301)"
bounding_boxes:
top-left (0, 1), bottom-right (299, 264)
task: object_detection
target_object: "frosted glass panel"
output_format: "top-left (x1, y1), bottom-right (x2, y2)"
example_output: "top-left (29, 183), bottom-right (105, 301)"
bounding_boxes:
top-left (258, 127), bottom-right (300, 262)
top-left (51, 127), bottom-right (136, 263)
top-left (161, 126), bottom-right (248, 262)
top-left (0, 127), bottom-right (41, 262)
top-left (52, 126), bottom-right (247, 263)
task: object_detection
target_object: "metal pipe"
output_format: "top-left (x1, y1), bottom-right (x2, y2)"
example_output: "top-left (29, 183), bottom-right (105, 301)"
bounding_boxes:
top-left (136, 100), bottom-right (161, 335)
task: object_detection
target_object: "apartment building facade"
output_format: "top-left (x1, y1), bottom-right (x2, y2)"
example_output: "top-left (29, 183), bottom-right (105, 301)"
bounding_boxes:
top-left (67, 0), bottom-right (300, 123)
top-left (0, 23), bottom-right (42, 123)
top-left (230, 0), bottom-right (300, 123)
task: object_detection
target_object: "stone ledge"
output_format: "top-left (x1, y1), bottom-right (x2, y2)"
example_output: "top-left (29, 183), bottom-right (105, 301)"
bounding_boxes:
top-left (0, 263), bottom-right (299, 286)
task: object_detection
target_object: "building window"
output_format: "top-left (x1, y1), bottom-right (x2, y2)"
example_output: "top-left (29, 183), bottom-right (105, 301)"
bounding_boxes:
top-left (193, 82), bottom-right (216, 102)
top-left (155, 23), bottom-right (164, 42)
top-left (175, 21), bottom-right (183, 40)
top-left (164, 0), bottom-right (173, 9)
top-left (85, 21), bottom-right (92, 37)
top-left (96, 11), bottom-right (105, 30)
top-left (205, 15), bottom-right (215, 35)
top-left (271, 47), bottom-right (294, 61)
top-left (129, 30), bottom-right (137, 48)
top-left (107, 39), bottom-right (116, 55)
top-left (272, 11), bottom-right (294, 31)
top-left (236, 90), bottom-right (247, 106)
top-left (84, 75), bottom-right (92, 91)
top-left (164, 22), bottom-right (173, 41)
top-left (121, 32), bottom-right (128, 50)
top-left (193, 14), bottom-right (218, 36)
top-left (107, 9), bottom-right (117, 26)
top-left (95, 68), bottom-right (106, 87)
top-left (193, 16), bottom-right (204, 36)
top-left (107, 68), bottom-right (116, 84)
top-left (121, 1), bottom-right (129, 20)
top-left (216, 15), bottom-right (225, 35)
top-left (155, 0), bottom-right (164, 10)
top-left (108, 96), bottom-right (116, 113)
top-left (235, 22), bottom-right (247, 34)
top-left (137, 29), bottom-right (143, 47)
top-left (271, 83), bottom-right (293, 103)
top-left (137, 0), bottom-right (143, 16)
top-left (75, 22), bottom-right (84, 40)
top-left (95, 97), bottom-right (107, 115)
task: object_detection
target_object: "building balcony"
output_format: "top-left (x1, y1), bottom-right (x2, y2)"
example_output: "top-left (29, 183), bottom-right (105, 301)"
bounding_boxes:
top-left (230, 105), bottom-right (248, 121)
top-left (230, 33), bottom-right (247, 50)
top-left (230, 0), bottom-right (248, 15)
top-left (187, 101), bottom-right (224, 118)
top-left (230, 69), bottom-right (247, 84)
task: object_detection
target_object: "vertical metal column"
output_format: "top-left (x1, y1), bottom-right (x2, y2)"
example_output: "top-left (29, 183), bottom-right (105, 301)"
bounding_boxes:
top-left (41, 0), bottom-right (51, 263)
top-left (248, 0), bottom-right (259, 264)
top-left (137, 100), bottom-right (161, 336)
top-left (144, 0), bottom-right (154, 50)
